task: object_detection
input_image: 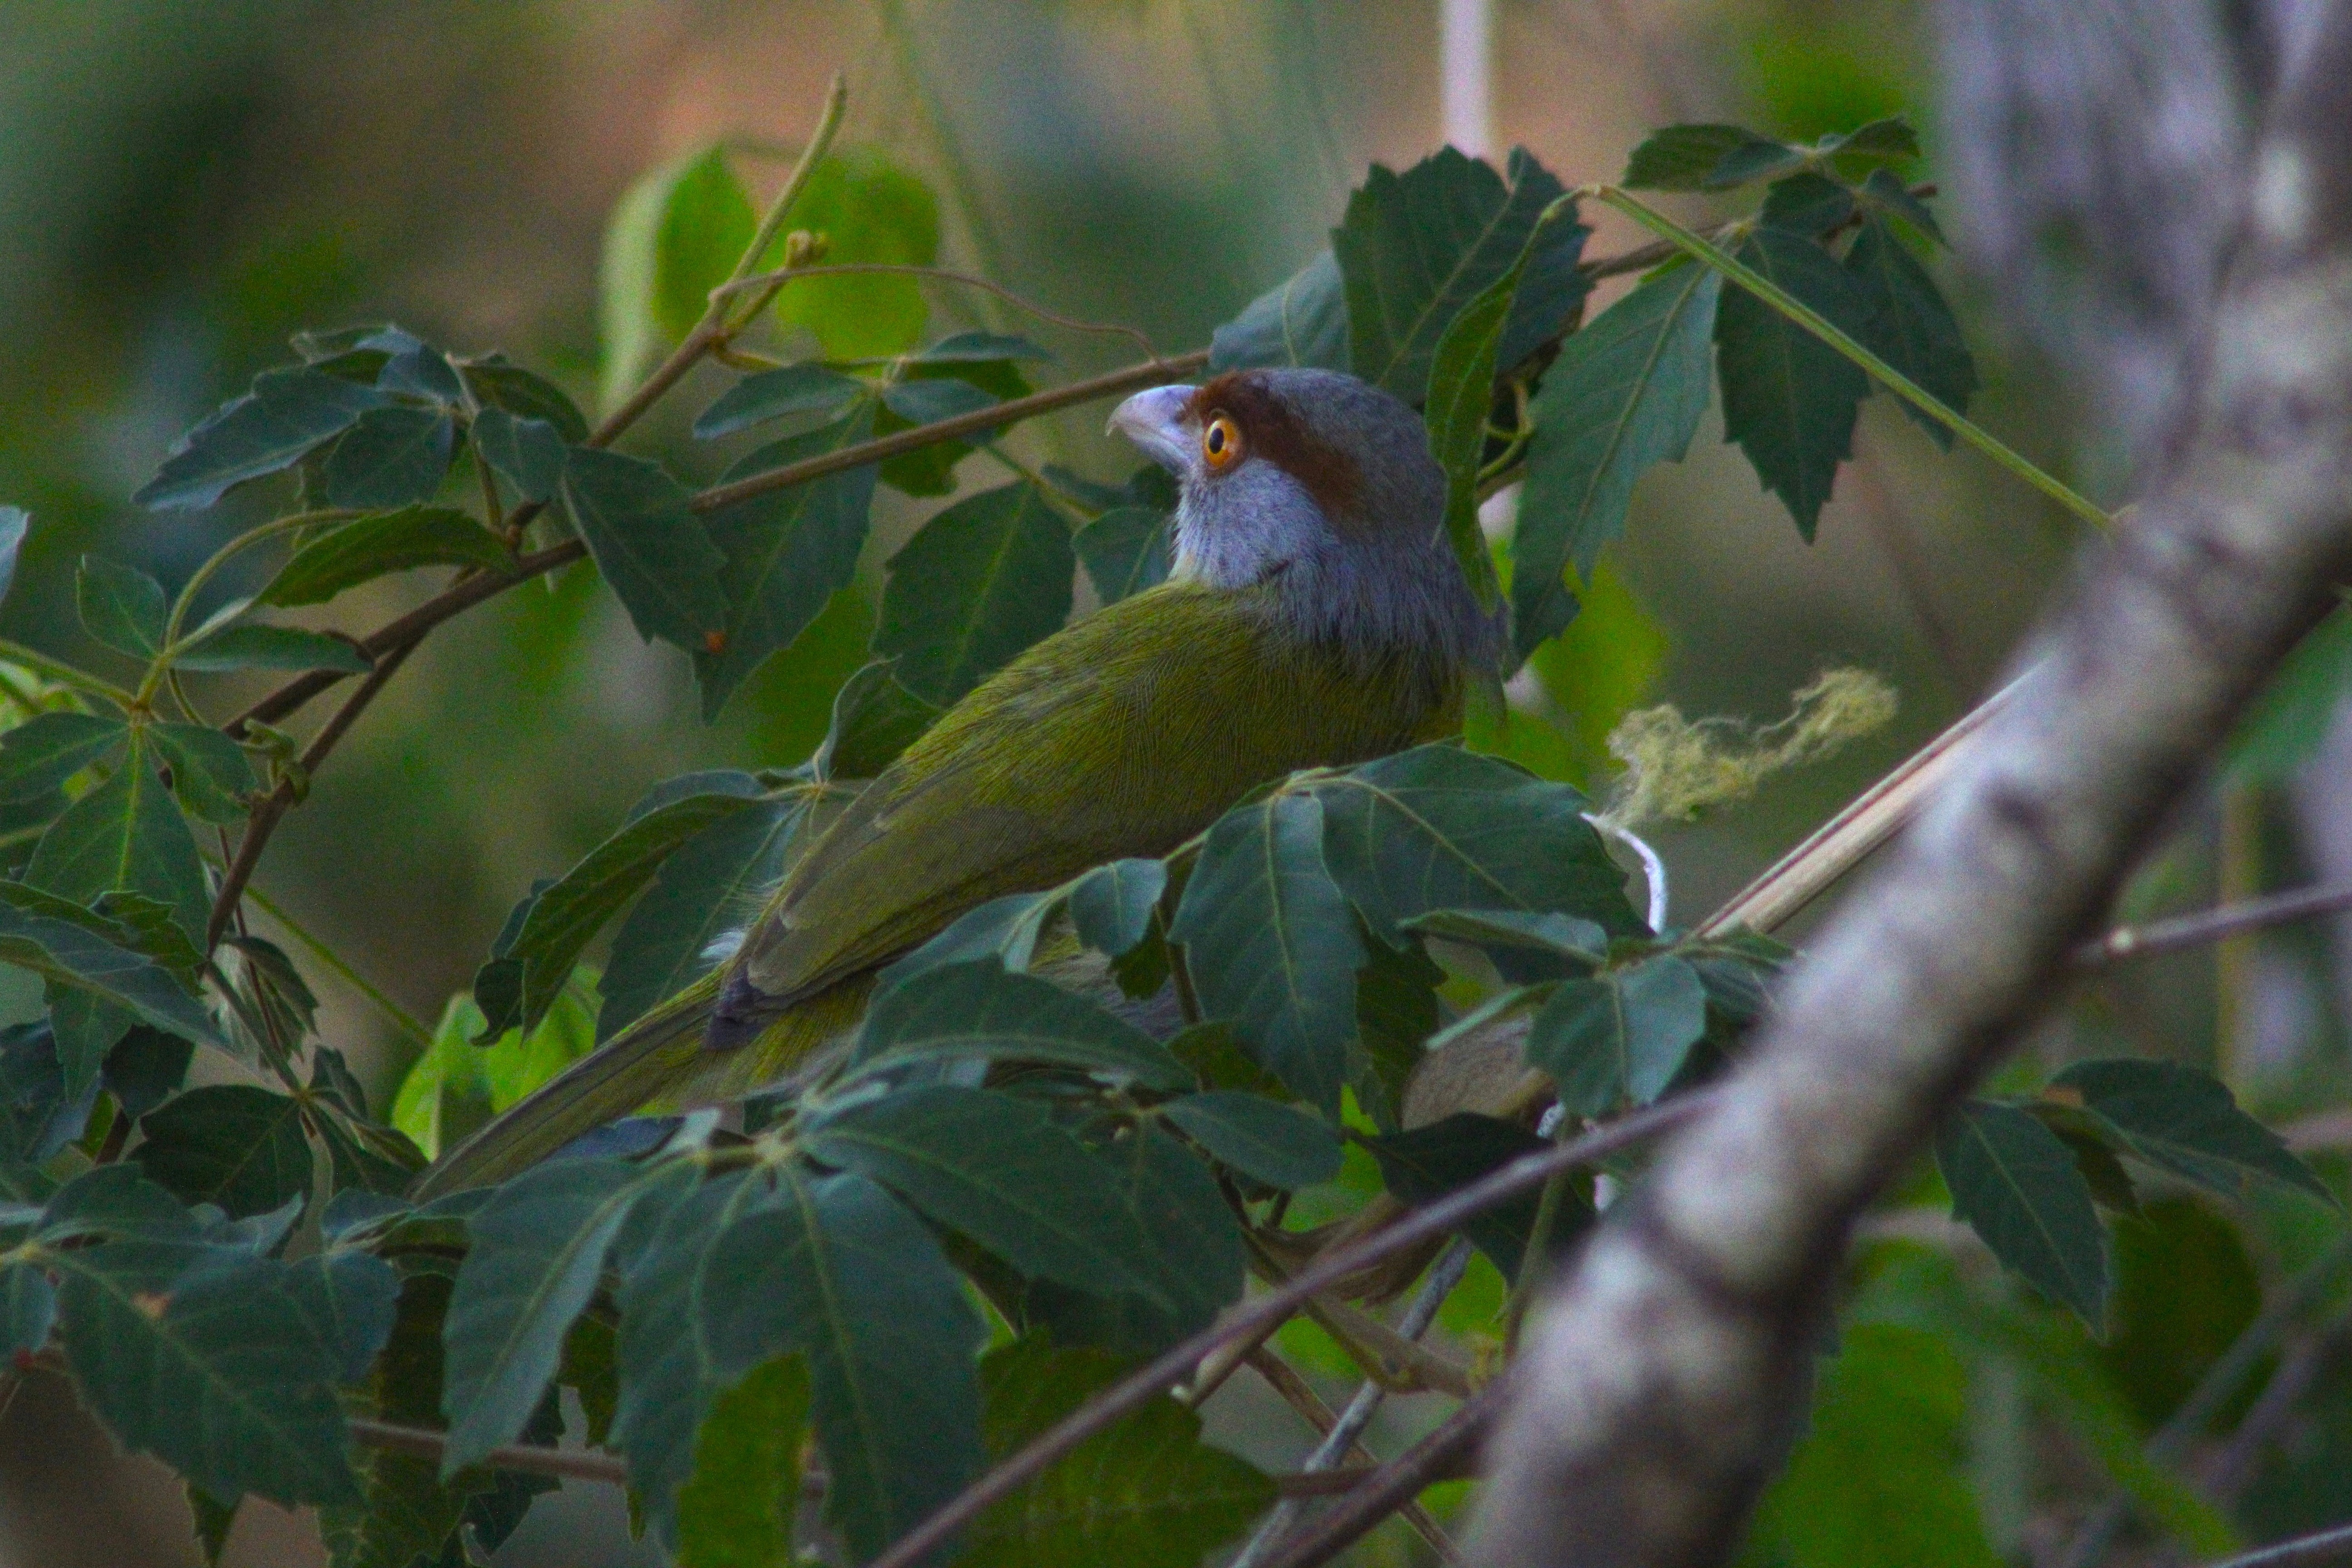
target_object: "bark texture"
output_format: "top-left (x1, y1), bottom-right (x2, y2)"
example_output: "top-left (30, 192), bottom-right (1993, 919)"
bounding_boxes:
top-left (1467, 6), bottom-right (2352, 1564)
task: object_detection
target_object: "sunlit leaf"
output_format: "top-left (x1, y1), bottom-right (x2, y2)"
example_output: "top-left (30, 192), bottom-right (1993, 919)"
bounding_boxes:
top-left (770, 150), bottom-right (941, 361)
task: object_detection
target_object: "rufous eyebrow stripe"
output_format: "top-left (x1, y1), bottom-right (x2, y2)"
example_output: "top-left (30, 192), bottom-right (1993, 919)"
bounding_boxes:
top-left (1186, 370), bottom-right (1367, 524)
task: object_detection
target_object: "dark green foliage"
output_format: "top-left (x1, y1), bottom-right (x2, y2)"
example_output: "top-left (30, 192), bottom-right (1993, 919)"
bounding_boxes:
top-left (2055, 1057), bottom-right (2334, 1205)
top-left (597, 790), bottom-right (816, 1039)
top-left (323, 405), bottom-right (456, 509)
top-left (966, 1338), bottom-right (1275, 1568)
top-left (1024, 1127), bottom-right (1243, 1358)
top-left (1369, 1112), bottom-right (1580, 1277)
top-left (174, 623), bottom-right (373, 675)
top-left (853, 959), bottom-right (1193, 1091)
top-left (462, 358), bottom-right (590, 443)
top-left (558, 446), bottom-right (730, 653)
top-left (873, 480), bottom-right (1074, 706)
top-left (260, 506), bottom-right (512, 606)
top-left (1210, 250), bottom-right (1352, 374)
top-left (815, 659), bottom-right (943, 780)
top-left (133, 1086), bottom-right (313, 1217)
top-left (693, 410), bottom-right (880, 717)
top-left (693, 363), bottom-right (869, 440)
top-left (1067, 858), bottom-right (1165, 958)
top-left (1524, 954), bottom-right (1709, 1114)
top-left (1624, 124), bottom-right (1806, 191)
top-left (469, 407), bottom-right (567, 503)
top-left (148, 723), bottom-right (257, 823)
top-left (1422, 245), bottom-right (1522, 610)
top-left (1715, 229), bottom-right (1871, 538)
top-left (77, 555), bottom-right (168, 657)
top-left (20, 732), bottom-right (215, 951)
top-left (134, 367), bottom-right (389, 511)
top-left (1072, 504), bottom-right (1170, 603)
top-left (1161, 1092), bottom-right (1341, 1189)
top-left (2099, 1197), bottom-right (2262, 1430)
top-left (672, 1355), bottom-right (811, 1568)
top-left (805, 1084), bottom-right (1168, 1296)
top-left (474, 771), bottom-right (772, 1039)
top-left (1333, 146), bottom-right (1589, 404)
top-left (1937, 1098), bottom-right (2110, 1327)
top-left (1513, 263), bottom-right (1719, 653)
top-left (1170, 791), bottom-right (1363, 1116)
top-left (0, 712), bottom-right (129, 802)
top-left (1843, 216), bottom-right (1978, 448)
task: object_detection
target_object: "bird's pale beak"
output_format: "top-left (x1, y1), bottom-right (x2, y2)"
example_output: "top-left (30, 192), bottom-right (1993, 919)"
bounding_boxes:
top-left (1107, 384), bottom-right (1197, 474)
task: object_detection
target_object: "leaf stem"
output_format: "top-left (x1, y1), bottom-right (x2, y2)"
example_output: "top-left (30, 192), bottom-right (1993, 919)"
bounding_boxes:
top-left (141, 509), bottom-right (356, 706)
top-left (0, 637), bottom-right (138, 712)
top-left (237, 882), bottom-right (433, 1047)
top-left (1586, 184), bottom-right (2113, 533)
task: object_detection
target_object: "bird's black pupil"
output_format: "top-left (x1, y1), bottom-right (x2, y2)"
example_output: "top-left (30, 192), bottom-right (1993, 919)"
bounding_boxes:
top-left (1208, 424), bottom-right (1224, 454)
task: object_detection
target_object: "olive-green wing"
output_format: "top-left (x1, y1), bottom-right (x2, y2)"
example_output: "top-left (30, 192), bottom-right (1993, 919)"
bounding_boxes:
top-left (733, 581), bottom-right (1453, 1007)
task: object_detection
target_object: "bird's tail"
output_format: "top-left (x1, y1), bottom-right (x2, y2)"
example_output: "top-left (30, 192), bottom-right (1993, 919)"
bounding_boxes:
top-left (412, 973), bottom-right (871, 1200)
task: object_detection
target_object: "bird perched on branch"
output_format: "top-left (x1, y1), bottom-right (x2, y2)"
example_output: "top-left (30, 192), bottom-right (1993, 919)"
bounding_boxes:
top-left (420, 366), bottom-right (1497, 1196)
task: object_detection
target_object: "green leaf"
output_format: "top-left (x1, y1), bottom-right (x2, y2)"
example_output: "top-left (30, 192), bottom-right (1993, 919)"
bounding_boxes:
top-left (135, 368), bottom-right (390, 511)
top-left (1524, 955), bottom-right (1709, 1114)
top-left (1749, 1324), bottom-right (2003, 1568)
top-left (440, 1157), bottom-right (651, 1470)
top-left (1715, 229), bottom-right (1870, 539)
top-left (286, 1249), bottom-right (400, 1386)
top-left (966, 1338), bottom-right (1275, 1568)
top-left (692, 409), bottom-right (879, 718)
top-left (1421, 245), bottom-right (1519, 612)
top-left (40, 1163), bottom-right (199, 1242)
top-left (1316, 745), bottom-right (1637, 942)
top-left (718, 1169), bottom-right (985, 1561)
top-left (873, 480), bottom-right (1073, 706)
top-left (133, 1086), bottom-right (313, 1218)
top-left (56, 1244), bottom-right (361, 1504)
top-left (1162, 1092), bottom-right (1340, 1190)
top-left (1073, 505), bottom-right (1170, 604)
top-left (461, 358), bottom-right (590, 444)
top-left (27, 730), bottom-right (211, 946)
top-left (1843, 216), bottom-right (1978, 450)
top-left (880, 892), bottom-right (1058, 983)
top-left (854, 960), bottom-right (1193, 1091)
top-left (1401, 907), bottom-right (1607, 969)
top-left (1936, 1098), bottom-right (2109, 1327)
top-left (78, 556), bottom-right (168, 657)
top-left (188, 1486), bottom-right (236, 1567)
top-left (1859, 167), bottom-right (1945, 245)
top-left (474, 775), bottom-right (767, 1039)
top-left (911, 330), bottom-right (1052, 366)
top-left (260, 505), bottom-right (511, 608)
top-left (0, 712), bottom-right (128, 802)
top-left (1623, 124), bottom-right (1802, 191)
top-left (1760, 171), bottom-right (1857, 235)
top-left (2099, 1196), bottom-right (2262, 1430)
top-left (598, 791), bottom-right (817, 1041)
top-left (1368, 1112), bottom-right (1578, 1278)
top-left (1023, 1127), bottom-right (1242, 1358)
top-left (1209, 249), bottom-right (1352, 373)
top-left (599, 145), bottom-right (754, 409)
top-left (471, 407), bottom-right (568, 504)
top-left (0, 1260), bottom-right (53, 1359)
top-left (607, 1167), bottom-right (777, 1542)
top-left (323, 405), bottom-right (456, 510)
top-left (674, 1354), bottom-right (811, 1568)
top-left (2053, 1058), bottom-right (2335, 1205)
top-left (770, 150), bottom-right (941, 361)
top-left (1513, 263), bottom-right (1720, 654)
top-left (1068, 858), bottom-right (1166, 958)
top-left (175, 622), bottom-right (374, 675)
top-left (806, 1083), bottom-right (1167, 1298)
top-left (559, 446), bottom-right (731, 654)
top-left (693, 364), bottom-right (870, 441)
top-left (1353, 933), bottom-right (1444, 1131)
top-left (148, 722), bottom-right (257, 823)
top-left (1170, 791), bottom-right (1363, 1116)
top-left (1334, 147), bottom-right (1590, 403)
top-left (814, 659), bottom-right (943, 780)
top-left (0, 886), bottom-right (215, 1050)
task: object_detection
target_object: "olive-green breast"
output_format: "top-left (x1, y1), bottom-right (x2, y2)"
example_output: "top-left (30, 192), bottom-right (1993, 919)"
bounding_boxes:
top-left (733, 579), bottom-right (1461, 1007)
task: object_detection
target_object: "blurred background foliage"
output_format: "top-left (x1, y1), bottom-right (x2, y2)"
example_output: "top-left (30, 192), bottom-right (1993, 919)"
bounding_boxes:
top-left (0, 2), bottom-right (2344, 1566)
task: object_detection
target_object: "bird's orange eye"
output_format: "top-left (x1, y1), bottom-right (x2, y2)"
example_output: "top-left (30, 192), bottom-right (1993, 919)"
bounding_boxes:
top-left (1201, 412), bottom-right (1243, 471)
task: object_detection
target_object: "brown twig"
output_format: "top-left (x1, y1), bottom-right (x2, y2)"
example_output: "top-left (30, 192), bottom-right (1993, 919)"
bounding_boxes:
top-left (207, 640), bottom-right (416, 949)
top-left (860, 1090), bottom-right (1712, 1568)
top-left (2074, 881), bottom-right (2352, 965)
top-left (1243, 1348), bottom-right (1457, 1561)
top-left (1259, 1377), bottom-right (1504, 1568)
